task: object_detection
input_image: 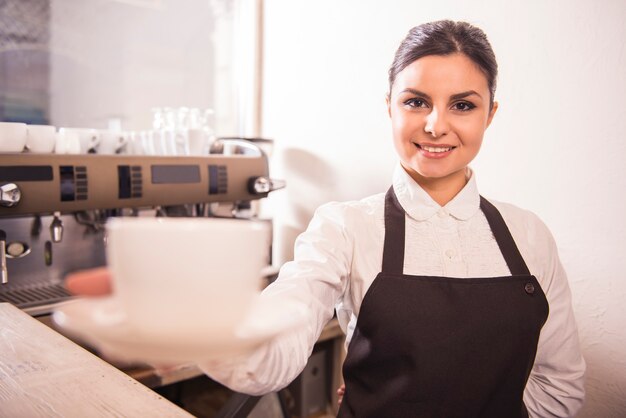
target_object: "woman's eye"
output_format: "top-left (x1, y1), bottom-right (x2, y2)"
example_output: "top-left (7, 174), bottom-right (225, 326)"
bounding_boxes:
top-left (404, 98), bottom-right (428, 108)
top-left (452, 101), bottom-right (476, 111)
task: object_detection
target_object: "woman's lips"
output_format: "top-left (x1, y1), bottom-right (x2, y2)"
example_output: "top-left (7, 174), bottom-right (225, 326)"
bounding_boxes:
top-left (414, 143), bottom-right (456, 159)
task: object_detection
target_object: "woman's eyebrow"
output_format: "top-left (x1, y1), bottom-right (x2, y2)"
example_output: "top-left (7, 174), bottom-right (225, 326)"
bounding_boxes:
top-left (400, 88), bottom-right (431, 99)
top-left (399, 89), bottom-right (482, 101)
top-left (450, 90), bottom-right (482, 100)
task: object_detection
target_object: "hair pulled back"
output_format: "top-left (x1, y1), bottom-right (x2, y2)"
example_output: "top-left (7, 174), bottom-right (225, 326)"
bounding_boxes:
top-left (389, 20), bottom-right (498, 108)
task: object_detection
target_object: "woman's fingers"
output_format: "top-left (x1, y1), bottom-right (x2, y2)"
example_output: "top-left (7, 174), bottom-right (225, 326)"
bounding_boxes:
top-left (337, 384), bottom-right (346, 405)
top-left (65, 267), bottom-right (112, 296)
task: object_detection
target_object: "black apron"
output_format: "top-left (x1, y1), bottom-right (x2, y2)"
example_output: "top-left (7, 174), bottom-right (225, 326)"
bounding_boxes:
top-left (337, 187), bottom-right (549, 418)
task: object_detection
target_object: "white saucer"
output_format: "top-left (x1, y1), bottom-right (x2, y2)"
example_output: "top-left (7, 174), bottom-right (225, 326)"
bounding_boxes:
top-left (52, 295), bottom-right (308, 364)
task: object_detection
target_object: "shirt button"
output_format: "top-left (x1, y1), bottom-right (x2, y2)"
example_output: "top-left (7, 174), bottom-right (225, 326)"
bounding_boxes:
top-left (437, 209), bottom-right (448, 218)
top-left (445, 249), bottom-right (455, 259)
top-left (524, 283), bottom-right (535, 294)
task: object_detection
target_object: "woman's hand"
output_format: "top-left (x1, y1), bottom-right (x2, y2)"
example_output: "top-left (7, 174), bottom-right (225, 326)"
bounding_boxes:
top-left (65, 267), bottom-right (112, 296)
top-left (337, 384), bottom-right (345, 406)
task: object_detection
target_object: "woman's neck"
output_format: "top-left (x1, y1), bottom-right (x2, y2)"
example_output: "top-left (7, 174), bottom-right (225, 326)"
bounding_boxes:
top-left (406, 167), bottom-right (469, 207)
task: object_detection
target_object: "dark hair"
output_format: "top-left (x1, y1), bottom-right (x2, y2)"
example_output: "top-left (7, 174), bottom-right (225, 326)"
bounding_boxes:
top-left (389, 20), bottom-right (498, 108)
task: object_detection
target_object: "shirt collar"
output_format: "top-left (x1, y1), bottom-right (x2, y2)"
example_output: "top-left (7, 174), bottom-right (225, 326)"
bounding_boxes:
top-left (392, 163), bottom-right (481, 221)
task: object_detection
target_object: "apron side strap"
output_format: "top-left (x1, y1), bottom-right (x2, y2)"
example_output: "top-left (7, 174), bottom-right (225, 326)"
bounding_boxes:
top-left (382, 186), bottom-right (406, 275)
top-left (479, 196), bottom-right (531, 276)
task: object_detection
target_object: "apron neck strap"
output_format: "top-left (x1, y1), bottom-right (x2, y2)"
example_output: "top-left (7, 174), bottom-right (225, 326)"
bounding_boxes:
top-left (382, 187), bottom-right (407, 275)
top-left (382, 187), bottom-right (531, 276)
top-left (479, 196), bottom-right (531, 276)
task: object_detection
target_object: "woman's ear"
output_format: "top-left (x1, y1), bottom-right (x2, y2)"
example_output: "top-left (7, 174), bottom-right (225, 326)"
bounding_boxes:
top-left (386, 93), bottom-right (392, 118)
top-left (486, 101), bottom-right (499, 128)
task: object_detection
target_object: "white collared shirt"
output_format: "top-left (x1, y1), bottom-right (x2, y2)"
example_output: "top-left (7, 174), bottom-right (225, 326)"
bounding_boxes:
top-left (200, 164), bottom-right (585, 417)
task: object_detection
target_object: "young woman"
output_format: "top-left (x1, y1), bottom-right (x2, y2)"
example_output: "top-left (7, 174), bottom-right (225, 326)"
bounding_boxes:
top-left (68, 20), bottom-right (585, 417)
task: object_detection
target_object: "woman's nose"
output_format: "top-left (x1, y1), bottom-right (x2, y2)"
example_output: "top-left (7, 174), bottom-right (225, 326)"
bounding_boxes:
top-left (424, 108), bottom-right (449, 138)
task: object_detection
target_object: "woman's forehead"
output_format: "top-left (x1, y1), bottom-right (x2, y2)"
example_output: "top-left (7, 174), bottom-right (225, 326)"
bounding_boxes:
top-left (393, 53), bottom-right (490, 97)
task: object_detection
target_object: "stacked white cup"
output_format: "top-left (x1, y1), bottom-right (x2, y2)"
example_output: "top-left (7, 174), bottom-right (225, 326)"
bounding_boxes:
top-left (147, 107), bottom-right (214, 156)
top-left (26, 125), bottom-right (56, 153)
top-left (56, 128), bottom-right (98, 154)
top-left (98, 131), bottom-right (128, 155)
top-left (0, 122), bottom-right (28, 153)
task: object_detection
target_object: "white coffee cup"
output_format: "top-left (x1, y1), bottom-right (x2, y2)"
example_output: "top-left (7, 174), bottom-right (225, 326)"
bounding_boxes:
top-left (140, 131), bottom-right (156, 155)
top-left (98, 131), bottom-right (128, 154)
top-left (161, 130), bottom-right (178, 156)
top-left (54, 131), bottom-right (81, 154)
top-left (0, 122), bottom-right (27, 153)
top-left (150, 130), bottom-right (167, 155)
top-left (26, 125), bottom-right (56, 153)
top-left (59, 128), bottom-right (100, 154)
top-left (126, 131), bottom-right (143, 155)
top-left (187, 129), bottom-right (209, 155)
top-left (106, 217), bottom-right (271, 337)
top-left (174, 131), bottom-right (189, 155)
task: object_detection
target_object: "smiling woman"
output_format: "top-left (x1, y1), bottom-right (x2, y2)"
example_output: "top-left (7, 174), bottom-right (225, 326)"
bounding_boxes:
top-left (197, 20), bottom-right (586, 418)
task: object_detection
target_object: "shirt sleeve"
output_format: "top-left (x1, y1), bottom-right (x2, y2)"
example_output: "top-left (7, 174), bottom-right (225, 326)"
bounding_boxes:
top-left (517, 213), bottom-right (586, 417)
top-left (197, 202), bottom-right (351, 395)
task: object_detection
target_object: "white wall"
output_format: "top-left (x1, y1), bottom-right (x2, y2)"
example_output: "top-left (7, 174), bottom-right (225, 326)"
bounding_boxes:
top-left (262, 0), bottom-right (626, 416)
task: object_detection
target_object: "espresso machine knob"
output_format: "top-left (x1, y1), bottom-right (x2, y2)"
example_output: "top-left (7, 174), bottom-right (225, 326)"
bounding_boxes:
top-left (248, 176), bottom-right (286, 195)
top-left (250, 176), bottom-right (271, 194)
top-left (0, 183), bottom-right (21, 207)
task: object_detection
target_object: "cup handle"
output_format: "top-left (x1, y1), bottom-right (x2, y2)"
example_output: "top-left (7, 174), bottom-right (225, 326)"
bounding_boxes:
top-left (89, 135), bottom-right (101, 153)
top-left (117, 135), bottom-right (129, 152)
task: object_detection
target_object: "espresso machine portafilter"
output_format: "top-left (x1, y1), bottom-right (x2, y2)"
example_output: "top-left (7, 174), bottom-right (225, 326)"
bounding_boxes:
top-left (0, 139), bottom-right (284, 315)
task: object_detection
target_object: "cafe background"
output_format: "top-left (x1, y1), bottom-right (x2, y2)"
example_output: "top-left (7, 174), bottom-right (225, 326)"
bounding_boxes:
top-left (1, 0), bottom-right (624, 417)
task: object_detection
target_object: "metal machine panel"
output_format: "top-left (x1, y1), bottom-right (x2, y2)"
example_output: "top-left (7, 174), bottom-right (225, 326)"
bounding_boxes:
top-left (0, 154), bottom-right (270, 217)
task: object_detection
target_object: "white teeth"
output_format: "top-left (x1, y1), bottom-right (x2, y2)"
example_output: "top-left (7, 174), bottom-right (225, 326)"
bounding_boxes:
top-left (421, 145), bottom-right (452, 153)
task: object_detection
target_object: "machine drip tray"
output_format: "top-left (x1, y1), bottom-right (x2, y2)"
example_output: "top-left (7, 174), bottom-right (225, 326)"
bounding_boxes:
top-left (0, 282), bottom-right (71, 311)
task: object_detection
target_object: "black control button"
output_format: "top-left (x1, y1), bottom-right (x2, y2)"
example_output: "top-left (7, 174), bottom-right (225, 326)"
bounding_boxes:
top-left (118, 165), bottom-right (132, 199)
top-left (59, 166), bottom-right (75, 201)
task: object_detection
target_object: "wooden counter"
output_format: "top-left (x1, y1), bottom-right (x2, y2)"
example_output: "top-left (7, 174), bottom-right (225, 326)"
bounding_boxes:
top-left (0, 302), bottom-right (192, 417)
top-left (10, 301), bottom-right (346, 417)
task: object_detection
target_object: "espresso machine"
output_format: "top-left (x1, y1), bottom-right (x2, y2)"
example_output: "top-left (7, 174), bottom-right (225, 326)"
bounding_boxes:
top-left (0, 138), bottom-right (283, 316)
